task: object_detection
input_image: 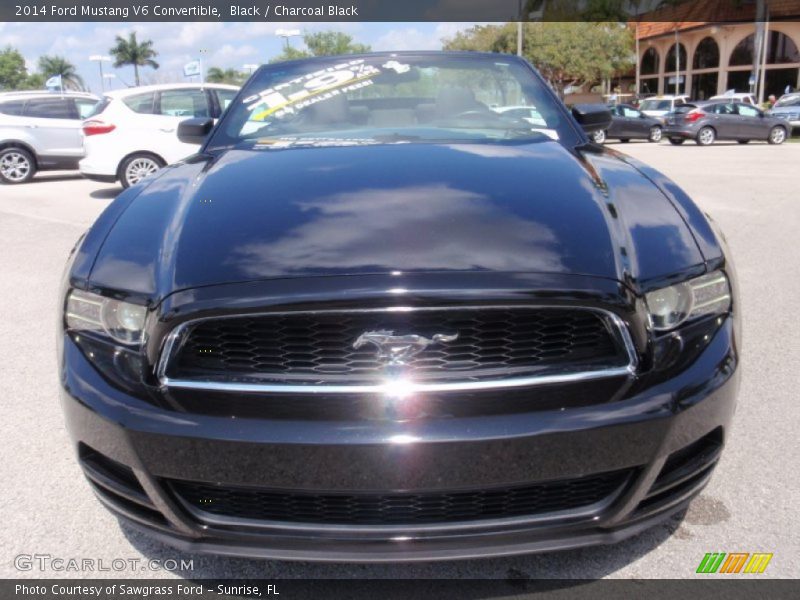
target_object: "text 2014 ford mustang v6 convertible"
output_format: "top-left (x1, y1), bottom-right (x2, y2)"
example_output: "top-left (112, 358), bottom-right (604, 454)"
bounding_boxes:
top-left (58, 52), bottom-right (739, 561)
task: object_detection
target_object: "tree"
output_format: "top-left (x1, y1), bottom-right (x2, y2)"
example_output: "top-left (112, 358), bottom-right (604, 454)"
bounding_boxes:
top-left (270, 31), bottom-right (371, 63)
top-left (304, 31), bottom-right (371, 56)
top-left (20, 72), bottom-right (45, 90)
top-left (443, 22), bottom-right (634, 97)
top-left (109, 32), bottom-right (159, 86)
top-left (269, 46), bottom-right (310, 63)
top-left (0, 46), bottom-right (28, 91)
top-left (206, 67), bottom-right (246, 85)
top-left (38, 55), bottom-right (84, 90)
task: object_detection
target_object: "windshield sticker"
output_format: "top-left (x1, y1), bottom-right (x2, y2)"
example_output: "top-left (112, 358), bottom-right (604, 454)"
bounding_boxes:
top-left (243, 59), bottom-right (381, 120)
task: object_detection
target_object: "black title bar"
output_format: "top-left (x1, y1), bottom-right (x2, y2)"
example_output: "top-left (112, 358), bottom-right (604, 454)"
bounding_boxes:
top-left (3, 0), bottom-right (799, 22)
top-left (3, 579), bottom-right (800, 600)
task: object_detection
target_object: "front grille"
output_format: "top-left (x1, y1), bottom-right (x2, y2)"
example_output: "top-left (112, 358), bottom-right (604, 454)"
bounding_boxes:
top-left (170, 470), bottom-right (631, 526)
top-left (165, 307), bottom-right (627, 384)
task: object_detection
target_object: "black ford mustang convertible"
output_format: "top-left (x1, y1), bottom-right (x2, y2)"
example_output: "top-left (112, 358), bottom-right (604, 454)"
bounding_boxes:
top-left (59, 52), bottom-right (739, 561)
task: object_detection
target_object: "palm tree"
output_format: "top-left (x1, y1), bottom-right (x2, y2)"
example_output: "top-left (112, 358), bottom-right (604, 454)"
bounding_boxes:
top-left (37, 55), bottom-right (84, 90)
top-left (206, 67), bottom-right (245, 85)
top-left (109, 32), bottom-right (159, 86)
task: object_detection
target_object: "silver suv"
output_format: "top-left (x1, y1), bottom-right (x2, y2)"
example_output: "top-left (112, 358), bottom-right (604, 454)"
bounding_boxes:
top-left (0, 91), bottom-right (99, 184)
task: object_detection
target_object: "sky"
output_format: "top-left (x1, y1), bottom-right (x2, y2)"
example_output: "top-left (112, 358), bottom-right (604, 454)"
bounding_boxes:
top-left (0, 21), bottom-right (486, 93)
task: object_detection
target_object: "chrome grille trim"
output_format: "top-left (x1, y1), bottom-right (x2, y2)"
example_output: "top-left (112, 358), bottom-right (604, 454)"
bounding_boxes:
top-left (157, 305), bottom-right (638, 394)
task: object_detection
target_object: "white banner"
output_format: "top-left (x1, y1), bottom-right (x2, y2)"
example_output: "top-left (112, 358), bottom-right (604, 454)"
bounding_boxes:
top-left (183, 60), bottom-right (201, 77)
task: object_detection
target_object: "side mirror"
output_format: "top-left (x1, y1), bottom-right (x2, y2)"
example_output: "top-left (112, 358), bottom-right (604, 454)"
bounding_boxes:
top-left (571, 104), bottom-right (613, 134)
top-left (178, 117), bottom-right (214, 145)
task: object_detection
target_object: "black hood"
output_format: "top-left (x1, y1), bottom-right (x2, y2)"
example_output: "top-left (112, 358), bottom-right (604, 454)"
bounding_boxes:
top-left (87, 140), bottom-right (705, 298)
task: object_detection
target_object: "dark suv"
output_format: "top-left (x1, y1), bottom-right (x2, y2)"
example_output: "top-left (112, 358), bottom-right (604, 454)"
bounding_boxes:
top-left (0, 91), bottom-right (99, 183)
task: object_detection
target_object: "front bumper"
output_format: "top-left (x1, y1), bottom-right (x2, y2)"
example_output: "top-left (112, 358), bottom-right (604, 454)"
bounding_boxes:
top-left (60, 309), bottom-right (739, 561)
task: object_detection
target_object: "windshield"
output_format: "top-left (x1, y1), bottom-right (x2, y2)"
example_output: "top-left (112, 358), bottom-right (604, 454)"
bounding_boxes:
top-left (208, 54), bottom-right (571, 149)
top-left (640, 99), bottom-right (671, 111)
top-left (775, 95), bottom-right (800, 107)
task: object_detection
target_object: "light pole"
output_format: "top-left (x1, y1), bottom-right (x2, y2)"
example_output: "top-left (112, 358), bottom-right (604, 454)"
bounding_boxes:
top-left (103, 73), bottom-right (116, 90)
top-left (243, 64), bottom-right (259, 75)
top-left (276, 28), bottom-right (301, 50)
top-left (674, 27), bottom-right (681, 96)
top-left (89, 55), bottom-right (111, 92)
top-left (198, 48), bottom-right (208, 85)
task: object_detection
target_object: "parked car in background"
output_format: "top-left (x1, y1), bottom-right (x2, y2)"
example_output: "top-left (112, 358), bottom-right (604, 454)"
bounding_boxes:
top-left (590, 104), bottom-right (662, 143)
top-left (709, 92), bottom-right (757, 106)
top-left (768, 92), bottom-right (800, 131)
top-left (662, 100), bottom-right (788, 146)
top-left (638, 95), bottom-right (690, 121)
top-left (0, 91), bottom-right (99, 184)
top-left (79, 83), bottom-right (239, 188)
top-left (492, 105), bottom-right (546, 126)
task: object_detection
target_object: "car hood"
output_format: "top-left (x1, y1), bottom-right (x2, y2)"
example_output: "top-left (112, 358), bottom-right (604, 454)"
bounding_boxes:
top-left (87, 140), bottom-right (705, 297)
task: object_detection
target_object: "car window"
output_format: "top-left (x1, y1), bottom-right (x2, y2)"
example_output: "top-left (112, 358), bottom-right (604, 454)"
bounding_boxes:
top-left (0, 100), bottom-right (26, 115)
top-left (711, 103), bottom-right (735, 115)
top-left (85, 96), bottom-right (111, 118)
top-left (736, 104), bottom-right (760, 117)
top-left (674, 98), bottom-right (684, 106)
top-left (159, 89), bottom-right (210, 118)
top-left (640, 99), bottom-right (671, 111)
top-left (75, 98), bottom-right (99, 119)
top-left (215, 89), bottom-right (237, 113)
top-left (621, 107), bottom-right (640, 118)
top-left (23, 98), bottom-right (76, 119)
top-left (122, 92), bottom-right (156, 114)
top-left (774, 95), bottom-right (800, 107)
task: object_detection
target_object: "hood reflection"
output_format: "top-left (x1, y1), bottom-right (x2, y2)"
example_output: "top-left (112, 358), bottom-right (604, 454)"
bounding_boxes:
top-left (228, 184), bottom-right (564, 277)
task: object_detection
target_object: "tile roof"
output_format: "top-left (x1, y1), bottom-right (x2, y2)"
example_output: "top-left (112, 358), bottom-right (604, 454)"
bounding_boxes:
top-left (635, 0), bottom-right (800, 40)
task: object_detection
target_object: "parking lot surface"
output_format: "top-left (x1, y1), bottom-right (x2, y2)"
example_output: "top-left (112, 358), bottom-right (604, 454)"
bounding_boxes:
top-left (1, 141), bottom-right (799, 580)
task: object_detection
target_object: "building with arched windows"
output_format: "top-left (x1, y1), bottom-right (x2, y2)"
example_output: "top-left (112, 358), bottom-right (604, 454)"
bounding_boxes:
top-left (635, 4), bottom-right (800, 101)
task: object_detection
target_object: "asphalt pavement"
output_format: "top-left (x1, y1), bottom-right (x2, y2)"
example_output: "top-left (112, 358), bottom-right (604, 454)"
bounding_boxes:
top-left (1, 141), bottom-right (798, 580)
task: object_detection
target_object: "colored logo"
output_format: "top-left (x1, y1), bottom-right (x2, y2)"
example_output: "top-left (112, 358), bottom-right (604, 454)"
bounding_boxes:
top-left (696, 552), bottom-right (773, 574)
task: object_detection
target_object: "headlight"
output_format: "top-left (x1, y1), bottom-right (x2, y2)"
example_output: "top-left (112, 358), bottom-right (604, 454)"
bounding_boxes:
top-left (65, 289), bottom-right (147, 345)
top-left (645, 270), bottom-right (731, 331)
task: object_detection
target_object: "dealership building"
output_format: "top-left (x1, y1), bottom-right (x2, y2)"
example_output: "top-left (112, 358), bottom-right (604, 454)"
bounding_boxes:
top-left (635, 2), bottom-right (800, 100)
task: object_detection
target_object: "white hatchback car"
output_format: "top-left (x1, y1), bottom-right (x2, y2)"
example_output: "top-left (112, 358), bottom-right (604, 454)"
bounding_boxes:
top-left (80, 83), bottom-right (239, 188)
